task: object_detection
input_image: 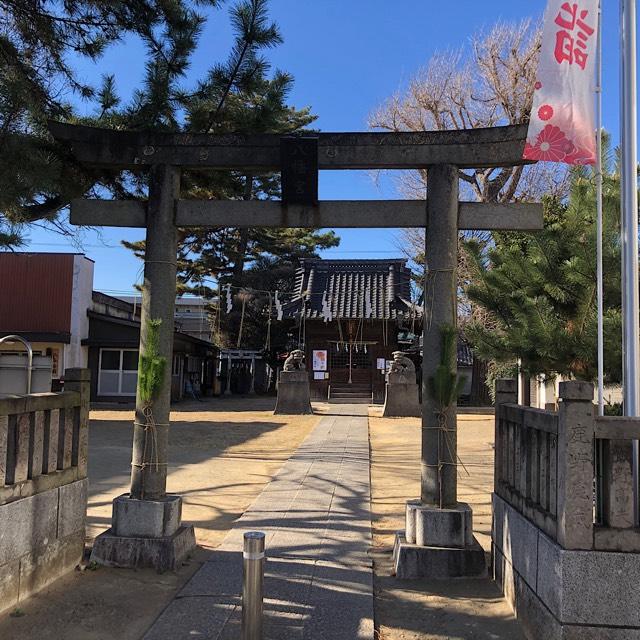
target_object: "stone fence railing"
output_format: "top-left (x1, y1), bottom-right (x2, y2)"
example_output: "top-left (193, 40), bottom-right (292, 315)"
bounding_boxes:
top-left (494, 378), bottom-right (640, 639)
top-left (0, 369), bottom-right (89, 504)
top-left (494, 381), bottom-right (560, 543)
top-left (0, 368), bottom-right (90, 615)
top-left (496, 378), bottom-right (640, 552)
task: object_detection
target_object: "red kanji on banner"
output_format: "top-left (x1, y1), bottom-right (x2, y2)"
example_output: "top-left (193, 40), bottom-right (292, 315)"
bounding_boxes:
top-left (554, 2), bottom-right (595, 70)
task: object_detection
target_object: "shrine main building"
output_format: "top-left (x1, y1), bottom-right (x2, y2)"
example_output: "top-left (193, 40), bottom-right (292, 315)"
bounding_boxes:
top-left (284, 258), bottom-right (420, 403)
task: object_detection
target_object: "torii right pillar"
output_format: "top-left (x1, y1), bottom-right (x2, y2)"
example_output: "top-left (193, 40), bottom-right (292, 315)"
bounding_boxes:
top-left (395, 164), bottom-right (486, 579)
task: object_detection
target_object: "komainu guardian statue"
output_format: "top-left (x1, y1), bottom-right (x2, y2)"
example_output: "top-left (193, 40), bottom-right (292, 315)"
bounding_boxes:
top-left (274, 349), bottom-right (311, 415)
top-left (383, 351), bottom-right (420, 417)
top-left (389, 351), bottom-right (416, 382)
top-left (283, 349), bottom-right (306, 371)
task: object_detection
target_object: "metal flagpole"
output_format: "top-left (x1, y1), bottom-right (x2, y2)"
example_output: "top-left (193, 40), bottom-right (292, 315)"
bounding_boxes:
top-left (620, 0), bottom-right (640, 525)
top-left (596, 0), bottom-right (604, 417)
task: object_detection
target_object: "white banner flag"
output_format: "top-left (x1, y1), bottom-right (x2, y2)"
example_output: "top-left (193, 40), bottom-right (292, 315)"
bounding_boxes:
top-left (225, 284), bottom-right (232, 313)
top-left (524, 0), bottom-right (599, 165)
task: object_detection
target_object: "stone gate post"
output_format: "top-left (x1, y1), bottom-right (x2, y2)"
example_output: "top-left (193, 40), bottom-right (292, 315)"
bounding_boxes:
top-left (421, 164), bottom-right (459, 507)
top-left (91, 164), bottom-right (196, 571)
top-left (395, 164), bottom-right (485, 579)
top-left (130, 164), bottom-right (179, 500)
top-left (557, 380), bottom-right (594, 550)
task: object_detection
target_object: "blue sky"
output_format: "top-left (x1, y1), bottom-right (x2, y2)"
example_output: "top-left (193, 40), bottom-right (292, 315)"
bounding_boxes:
top-left (23, 0), bottom-right (629, 294)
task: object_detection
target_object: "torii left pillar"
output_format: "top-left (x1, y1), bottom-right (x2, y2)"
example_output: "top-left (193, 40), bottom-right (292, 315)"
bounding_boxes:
top-left (91, 164), bottom-right (196, 571)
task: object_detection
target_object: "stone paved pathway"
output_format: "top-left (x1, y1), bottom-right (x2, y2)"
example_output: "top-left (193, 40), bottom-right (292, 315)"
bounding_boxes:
top-left (144, 405), bottom-right (373, 640)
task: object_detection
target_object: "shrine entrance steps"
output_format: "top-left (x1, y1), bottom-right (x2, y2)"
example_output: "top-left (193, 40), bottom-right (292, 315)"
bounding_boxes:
top-left (329, 382), bottom-right (372, 404)
top-left (143, 404), bottom-right (374, 640)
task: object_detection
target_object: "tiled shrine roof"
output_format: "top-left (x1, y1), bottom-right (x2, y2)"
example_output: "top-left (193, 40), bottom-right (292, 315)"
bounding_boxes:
top-left (284, 258), bottom-right (416, 320)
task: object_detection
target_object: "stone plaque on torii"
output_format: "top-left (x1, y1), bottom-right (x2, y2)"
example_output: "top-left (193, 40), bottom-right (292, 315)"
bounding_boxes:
top-left (49, 121), bottom-right (541, 574)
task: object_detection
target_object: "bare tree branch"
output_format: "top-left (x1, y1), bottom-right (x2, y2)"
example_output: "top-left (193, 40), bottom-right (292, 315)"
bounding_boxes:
top-left (369, 19), bottom-right (568, 327)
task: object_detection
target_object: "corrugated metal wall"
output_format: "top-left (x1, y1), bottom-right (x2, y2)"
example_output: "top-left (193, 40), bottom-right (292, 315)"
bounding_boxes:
top-left (0, 253), bottom-right (74, 333)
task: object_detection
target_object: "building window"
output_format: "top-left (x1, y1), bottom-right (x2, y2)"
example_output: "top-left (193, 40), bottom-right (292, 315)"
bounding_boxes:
top-left (98, 349), bottom-right (139, 396)
top-left (172, 354), bottom-right (181, 376)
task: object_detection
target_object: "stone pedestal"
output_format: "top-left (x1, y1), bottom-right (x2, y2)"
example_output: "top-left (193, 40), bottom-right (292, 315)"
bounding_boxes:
top-left (382, 374), bottom-right (420, 417)
top-left (274, 370), bottom-right (312, 415)
top-left (90, 494), bottom-right (196, 572)
top-left (394, 499), bottom-right (486, 579)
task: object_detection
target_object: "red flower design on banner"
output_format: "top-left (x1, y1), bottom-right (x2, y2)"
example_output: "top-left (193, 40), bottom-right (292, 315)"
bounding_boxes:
top-left (565, 148), bottom-right (594, 164)
top-left (565, 134), bottom-right (596, 164)
top-left (538, 104), bottom-right (554, 121)
top-left (524, 124), bottom-right (571, 162)
top-left (523, 0), bottom-right (599, 166)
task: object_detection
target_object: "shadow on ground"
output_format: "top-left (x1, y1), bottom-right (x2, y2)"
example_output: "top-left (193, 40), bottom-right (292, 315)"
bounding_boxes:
top-left (369, 409), bottom-right (525, 640)
top-left (0, 396), bottom-right (318, 640)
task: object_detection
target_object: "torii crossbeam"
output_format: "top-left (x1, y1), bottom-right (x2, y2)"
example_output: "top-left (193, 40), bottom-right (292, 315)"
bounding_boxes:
top-left (49, 121), bottom-right (541, 573)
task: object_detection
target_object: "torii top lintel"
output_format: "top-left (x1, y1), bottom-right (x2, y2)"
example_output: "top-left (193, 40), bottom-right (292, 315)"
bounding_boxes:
top-left (48, 121), bottom-right (532, 171)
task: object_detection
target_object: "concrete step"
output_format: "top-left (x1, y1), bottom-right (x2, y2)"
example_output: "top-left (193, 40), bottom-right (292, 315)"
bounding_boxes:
top-left (329, 383), bottom-right (372, 404)
top-left (331, 383), bottom-right (370, 388)
top-left (331, 394), bottom-right (371, 400)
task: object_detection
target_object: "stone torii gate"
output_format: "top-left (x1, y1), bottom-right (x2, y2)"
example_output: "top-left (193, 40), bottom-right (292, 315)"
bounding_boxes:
top-left (49, 121), bottom-right (541, 573)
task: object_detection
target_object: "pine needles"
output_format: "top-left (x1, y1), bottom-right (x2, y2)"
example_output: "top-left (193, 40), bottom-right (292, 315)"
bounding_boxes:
top-left (429, 324), bottom-right (467, 412)
top-left (138, 319), bottom-right (167, 406)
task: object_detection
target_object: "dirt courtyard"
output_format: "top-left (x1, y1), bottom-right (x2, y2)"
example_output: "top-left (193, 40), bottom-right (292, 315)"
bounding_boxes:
top-left (0, 398), bottom-right (522, 640)
top-left (369, 407), bottom-right (524, 640)
top-left (0, 396), bottom-right (318, 640)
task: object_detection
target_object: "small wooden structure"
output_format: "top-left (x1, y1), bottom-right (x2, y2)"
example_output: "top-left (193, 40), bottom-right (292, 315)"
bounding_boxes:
top-left (284, 258), bottom-right (417, 403)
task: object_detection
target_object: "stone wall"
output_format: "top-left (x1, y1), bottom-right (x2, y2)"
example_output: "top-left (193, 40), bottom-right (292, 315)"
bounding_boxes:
top-left (0, 369), bottom-right (89, 615)
top-left (493, 493), bottom-right (640, 639)
top-left (0, 479), bottom-right (87, 614)
top-left (493, 379), bottom-right (640, 639)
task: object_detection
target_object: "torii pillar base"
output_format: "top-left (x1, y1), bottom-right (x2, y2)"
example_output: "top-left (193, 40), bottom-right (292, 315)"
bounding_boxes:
top-left (90, 494), bottom-right (196, 572)
top-left (393, 500), bottom-right (486, 579)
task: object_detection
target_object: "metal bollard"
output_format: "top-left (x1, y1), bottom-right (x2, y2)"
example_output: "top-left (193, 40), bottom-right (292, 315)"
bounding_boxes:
top-left (242, 531), bottom-right (265, 640)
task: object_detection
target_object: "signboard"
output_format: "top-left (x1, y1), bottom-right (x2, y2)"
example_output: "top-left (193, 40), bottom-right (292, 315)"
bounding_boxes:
top-left (376, 358), bottom-right (386, 371)
top-left (313, 350), bottom-right (328, 371)
top-left (51, 348), bottom-right (60, 378)
top-left (281, 136), bottom-right (319, 205)
top-left (314, 371), bottom-right (327, 380)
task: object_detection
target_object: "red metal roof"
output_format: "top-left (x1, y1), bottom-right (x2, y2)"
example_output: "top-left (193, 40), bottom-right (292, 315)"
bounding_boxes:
top-left (0, 253), bottom-right (76, 334)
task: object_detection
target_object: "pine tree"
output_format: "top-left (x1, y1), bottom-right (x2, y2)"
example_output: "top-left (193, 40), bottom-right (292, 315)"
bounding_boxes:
top-left (117, 0), bottom-right (340, 349)
top-left (1, 0), bottom-right (339, 353)
top-left (0, 0), bottom-right (218, 246)
top-left (429, 324), bottom-right (467, 410)
top-left (463, 144), bottom-right (622, 384)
